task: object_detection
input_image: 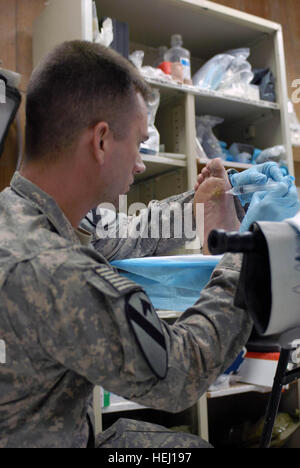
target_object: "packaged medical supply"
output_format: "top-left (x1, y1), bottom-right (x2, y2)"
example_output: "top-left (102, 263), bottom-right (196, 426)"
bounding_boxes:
top-left (255, 145), bottom-right (286, 164)
top-left (251, 68), bottom-right (276, 102)
top-left (217, 49), bottom-right (258, 99)
top-left (139, 88), bottom-right (160, 155)
top-left (111, 254), bottom-right (223, 312)
top-left (129, 50), bottom-right (173, 82)
top-left (0, 76), bottom-right (5, 104)
top-left (234, 152), bottom-right (252, 163)
top-left (192, 48), bottom-right (254, 98)
top-left (164, 34), bottom-right (192, 83)
top-left (229, 142), bottom-right (254, 157)
top-left (196, 115), bottom-right (225, 159)
top-left (192, 53), bottom-right (233, 90)
top-left (252, 148), bottom-right (262, 163)
top-left (92, 2), bottom-right (100, 42)
top-left (93, 1), bottom-right (113, 47)
top-left (129, 50), bottom-right (144, 69)
top-left (0, 74), bottom-right (21, 157)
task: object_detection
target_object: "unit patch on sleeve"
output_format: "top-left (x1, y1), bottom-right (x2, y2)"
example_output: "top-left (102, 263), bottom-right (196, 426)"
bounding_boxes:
top-left (94, 264), bottom-right (142, 295)
top-left (125, 291), bottom-right (168, 379)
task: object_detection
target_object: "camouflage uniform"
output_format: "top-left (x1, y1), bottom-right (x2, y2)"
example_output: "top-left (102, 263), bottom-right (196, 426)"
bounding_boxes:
top-left (0, 172), bottom-right (253, 448)
top-left (80, 190), bottom-right (197, 260)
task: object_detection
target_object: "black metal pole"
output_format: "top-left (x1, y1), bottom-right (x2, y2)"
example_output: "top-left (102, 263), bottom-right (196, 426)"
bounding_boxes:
top-left (259, 348), bottom-right (291, 448)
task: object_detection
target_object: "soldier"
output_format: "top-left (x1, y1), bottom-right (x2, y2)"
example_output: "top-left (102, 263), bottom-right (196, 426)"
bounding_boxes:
top-left (0, 40), bottom-right (298, 449)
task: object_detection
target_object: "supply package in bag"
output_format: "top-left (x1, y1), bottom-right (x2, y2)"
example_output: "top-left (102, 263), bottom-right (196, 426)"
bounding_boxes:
top-left (0, 75), bottom-right (21, 157)
top-left (111, 254), bottom-right (223, 311)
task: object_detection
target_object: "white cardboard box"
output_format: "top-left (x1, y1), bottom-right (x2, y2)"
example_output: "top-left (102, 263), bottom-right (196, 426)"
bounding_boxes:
top-left (237, 352), bottom-right (280, 387)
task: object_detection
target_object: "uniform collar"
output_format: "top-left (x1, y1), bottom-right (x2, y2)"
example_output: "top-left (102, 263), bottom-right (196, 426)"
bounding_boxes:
top-left (10, 171), bottom-right (80, 244)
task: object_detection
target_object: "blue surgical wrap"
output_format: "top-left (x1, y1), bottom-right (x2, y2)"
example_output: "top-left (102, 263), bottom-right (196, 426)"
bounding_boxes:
top-left (111, 255), bottom-right (223, 312)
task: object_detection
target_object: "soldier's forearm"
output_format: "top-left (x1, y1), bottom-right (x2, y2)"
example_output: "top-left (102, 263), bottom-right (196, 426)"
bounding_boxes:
top-left (90, 190), bottom-right (197, 260)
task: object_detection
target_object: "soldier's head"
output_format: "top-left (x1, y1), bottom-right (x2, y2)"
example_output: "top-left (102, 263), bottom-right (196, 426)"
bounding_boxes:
top-left (23, 40), bottom-right (150, 207)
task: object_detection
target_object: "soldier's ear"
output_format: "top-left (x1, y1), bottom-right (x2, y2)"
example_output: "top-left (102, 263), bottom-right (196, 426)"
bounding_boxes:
top-left (92, 121), bottom-right (109, 166)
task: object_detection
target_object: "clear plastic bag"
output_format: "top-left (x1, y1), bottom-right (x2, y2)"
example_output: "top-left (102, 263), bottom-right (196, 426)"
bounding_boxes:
top-left (192, 54), bottom-right (233, 90)
top-left (129, 50), bottom-right (173, 82)
top-left (216, 48), bottom-right (255, 98)
top-left (192, 48), bottom-right (251, 92)
top-left (129, 50), bottom-right (144, 69)
top-left (255, 145), bottom-right (286, 164)
top-left (140, 89), bottom-right (160, 155)
top-left (196, 115), bottom-right (225, 159)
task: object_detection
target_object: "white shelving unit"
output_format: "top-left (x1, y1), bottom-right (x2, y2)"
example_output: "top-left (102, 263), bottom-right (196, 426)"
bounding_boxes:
top-left (33, 0), bottom-right (294, 444)
top-left (138, 153), bottom-right (186, 181)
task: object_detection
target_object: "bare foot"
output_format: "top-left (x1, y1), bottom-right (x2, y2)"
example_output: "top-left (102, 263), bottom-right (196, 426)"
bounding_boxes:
top-left (194, 158), bottom-right (240, 254)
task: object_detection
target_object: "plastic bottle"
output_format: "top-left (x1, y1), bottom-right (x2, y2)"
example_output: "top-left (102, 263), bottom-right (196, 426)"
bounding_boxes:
top-left (164, 34), bottom-right (191, 83)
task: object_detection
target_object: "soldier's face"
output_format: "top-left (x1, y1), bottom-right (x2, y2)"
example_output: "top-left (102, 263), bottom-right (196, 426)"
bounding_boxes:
top-left (104, 93), bottom-right (148, 206)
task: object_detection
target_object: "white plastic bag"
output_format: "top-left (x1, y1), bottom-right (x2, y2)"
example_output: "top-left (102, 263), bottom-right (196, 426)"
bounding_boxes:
top-left (140, 89), bottom-right (160, 155)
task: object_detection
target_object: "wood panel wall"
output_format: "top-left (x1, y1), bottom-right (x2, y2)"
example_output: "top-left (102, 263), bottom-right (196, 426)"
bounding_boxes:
top-left (0, 0), bottom-right (44, 191)
top-left (1, 0), bottom-right (300, 190)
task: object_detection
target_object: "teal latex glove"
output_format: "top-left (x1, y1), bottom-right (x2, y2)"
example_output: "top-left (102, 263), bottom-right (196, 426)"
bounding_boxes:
top-left (229, 162), bottom-right (284, 206)
top-left (240, 176), bottom-right (300, 232)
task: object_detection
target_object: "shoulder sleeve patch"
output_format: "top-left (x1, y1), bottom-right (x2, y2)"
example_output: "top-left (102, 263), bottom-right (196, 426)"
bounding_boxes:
top-left (126, 291), bottom-right (168, 379)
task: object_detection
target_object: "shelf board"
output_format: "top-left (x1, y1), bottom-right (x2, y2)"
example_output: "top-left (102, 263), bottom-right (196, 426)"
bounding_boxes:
top-left (102, 399), bottom-right (148, 414)
top-left (134, 153), bottom-right (187, 182)
top-left (197, 157), bottom-right (252, 170)
top-left (145, 76), bottom-right (195, 103)
top-left (145, 77), bottom-right (280, 124)
top-left (193, 88), bottom-right (279, 123)
top-left (101, 382), bottom-right (271, 414)
top-left (207, 382), bottom-right (271, 399)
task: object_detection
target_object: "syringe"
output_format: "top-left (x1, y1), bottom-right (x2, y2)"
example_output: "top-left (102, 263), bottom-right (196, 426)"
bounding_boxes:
top-left (226, 181), bottom-right (281, 196)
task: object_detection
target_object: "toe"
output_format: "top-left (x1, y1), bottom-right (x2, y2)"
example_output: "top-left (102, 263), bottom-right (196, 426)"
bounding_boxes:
top-left (206, 158), bottom-right (226, 178)
top-left (201, 167), bottom-right (210, 179)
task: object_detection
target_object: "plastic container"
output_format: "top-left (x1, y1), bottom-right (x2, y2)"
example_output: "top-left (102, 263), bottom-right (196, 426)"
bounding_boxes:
top-left (164, 34), bottom-right (191, 83)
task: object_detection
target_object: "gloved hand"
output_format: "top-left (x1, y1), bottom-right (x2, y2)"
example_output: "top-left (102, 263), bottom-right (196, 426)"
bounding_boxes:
top-left (240, 176), bottom-right (300, 232)
top-left (229, 162), bottom-right (284, 206)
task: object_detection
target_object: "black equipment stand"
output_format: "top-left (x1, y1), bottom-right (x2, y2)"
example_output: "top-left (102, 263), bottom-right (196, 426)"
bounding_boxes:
top-left (259, 336), bottom-right (300, 448)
